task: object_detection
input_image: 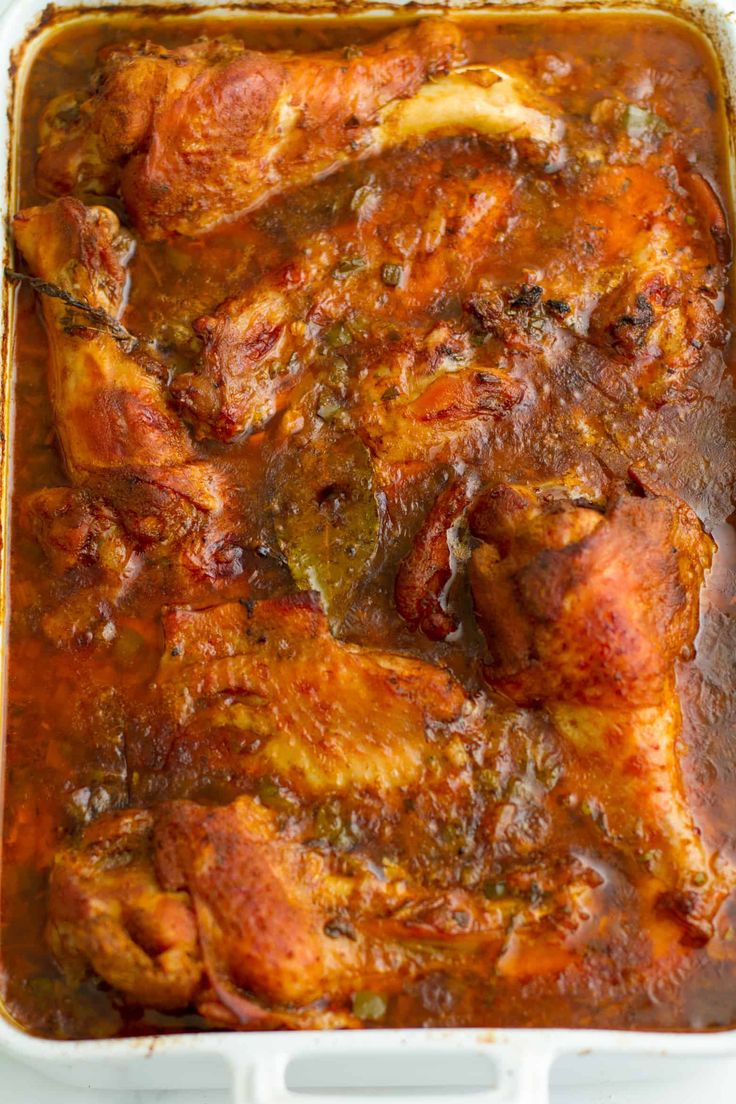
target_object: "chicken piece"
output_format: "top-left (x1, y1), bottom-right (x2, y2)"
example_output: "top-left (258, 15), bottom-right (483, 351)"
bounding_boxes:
top-left (36, 22), bottom-right (462, 233)
top-left (22, 486), bottom-right (133, 580)
top-left (177, 286), bottom-right (295, 441)
top-left (155, 797), bottom-right (597, 1023)
top-left (395, 473), bottom-right (478, 640)
top-left (548, 701), bottom-right (719, 940)
top-left (21, 487), bottom-right (140, 645)
top-left (156, 594), bottom-right (468, 795)
top-left (584, 172), bottom-right (728, 401)
top-left (468, 480), bottom-right (727, 940)
top-left (468, 482), bottom-right (711, 707)
top-left (173, 155), bottom-right (518, 440)
top-left (12, 198), bottom-right (224, 545)
top-left (467, 160), bottom-right (728, 403)
top-left (35, 22), bottom-right (564, 239)
top-left (50, 794), bottom-right (599, 1026)
top-left (48, 808), bottom-right (203, 1010)
top-left (353, 333), bottom-right (525, 468)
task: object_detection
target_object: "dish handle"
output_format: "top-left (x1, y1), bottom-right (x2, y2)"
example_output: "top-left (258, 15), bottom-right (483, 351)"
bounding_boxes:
top-left (230, 1043), bottom-right (553, 1104)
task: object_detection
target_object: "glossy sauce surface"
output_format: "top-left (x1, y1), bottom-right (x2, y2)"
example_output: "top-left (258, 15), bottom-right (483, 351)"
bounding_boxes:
top-left (2, 10), bottom-right (736, 1038)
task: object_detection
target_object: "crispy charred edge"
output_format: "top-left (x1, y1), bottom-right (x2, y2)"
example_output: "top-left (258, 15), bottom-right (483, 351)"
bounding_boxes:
top-left (395, 473), bottom-right (477, 640)
top-left (478, 277), bottom-right (550, 335)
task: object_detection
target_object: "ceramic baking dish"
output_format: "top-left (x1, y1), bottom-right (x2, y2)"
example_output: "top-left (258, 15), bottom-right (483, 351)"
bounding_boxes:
top-left (1, 1), bottom-right (735, 1100)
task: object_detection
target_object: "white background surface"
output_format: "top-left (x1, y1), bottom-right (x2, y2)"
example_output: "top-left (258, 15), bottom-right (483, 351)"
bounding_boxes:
top-left (3, 1048), bottom-right (736, 1104)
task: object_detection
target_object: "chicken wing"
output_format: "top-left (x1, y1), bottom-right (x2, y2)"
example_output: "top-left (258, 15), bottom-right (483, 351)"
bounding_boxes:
top-left (468, 479), bottom-right (727, 940)
top-left (49, 794), bottom-right (598, 1026)
top-left (12, 198), bottom-right (224, 545)
top-left (36, 21), bottom-right (564, 238)
top-left (155, 594), bottom-right (468, 796)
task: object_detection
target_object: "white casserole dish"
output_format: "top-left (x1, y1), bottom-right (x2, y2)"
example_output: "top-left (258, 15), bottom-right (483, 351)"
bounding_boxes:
top-left (0, 2), bottom-right (735, 1100)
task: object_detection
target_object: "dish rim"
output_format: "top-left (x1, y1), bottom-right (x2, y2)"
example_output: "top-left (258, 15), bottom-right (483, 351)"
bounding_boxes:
top-left (1, 3), bottom-right (735, 1098)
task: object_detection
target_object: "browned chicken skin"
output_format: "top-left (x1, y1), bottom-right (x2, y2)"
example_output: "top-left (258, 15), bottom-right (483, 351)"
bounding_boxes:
top-left (49, 792), bottom-right (599, 1026)
top-left (173, 157), bottom-right (520, 440)
top-left (468, 480), bottom-right (728, 940)
top-left (23, 487), bottom-right (133, 581)
top-left (6, 16), bottom-right (736, 1039)
top-left (20, 487), bottom-right (139, 645)
top-left (468, 482), bottom-right (711, 707)
top-left (37, 23), bottom-right (463, 236)
top-left (156, 594), bottom-right (468, 796)
top-left (12, 198), bottom-right (224, 544)
top-left (48, 808), bottom-right (203, 1011)
top-left (35, 21), bottom-right (567, 239)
